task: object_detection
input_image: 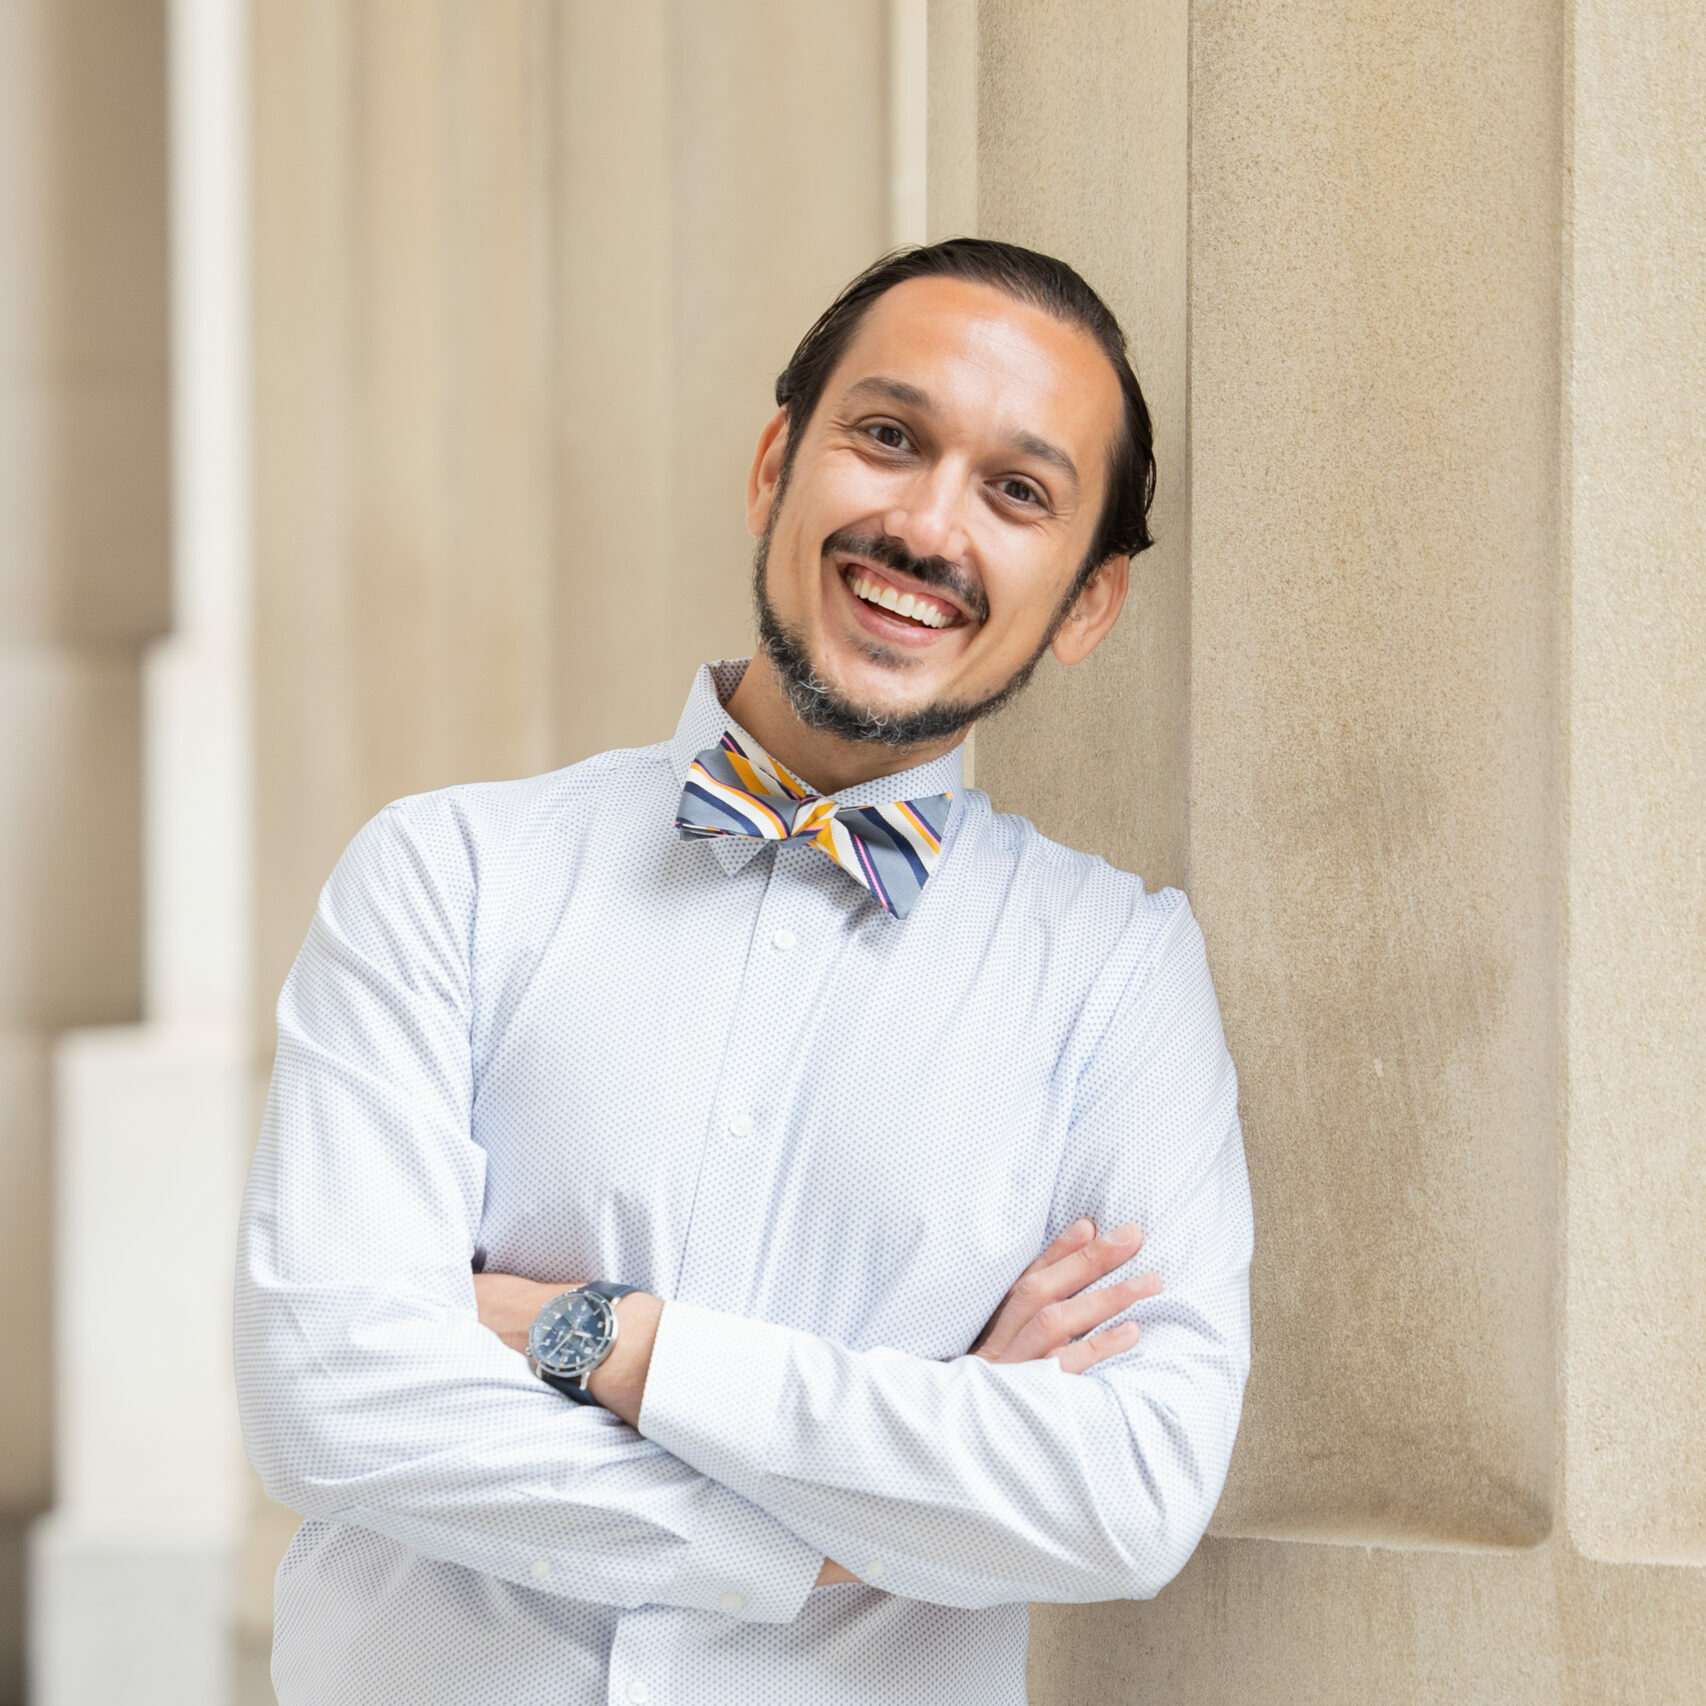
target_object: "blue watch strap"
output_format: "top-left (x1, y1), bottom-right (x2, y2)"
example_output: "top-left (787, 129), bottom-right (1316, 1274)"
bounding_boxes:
top-left (538, 1283), bottom-right (641, 1405)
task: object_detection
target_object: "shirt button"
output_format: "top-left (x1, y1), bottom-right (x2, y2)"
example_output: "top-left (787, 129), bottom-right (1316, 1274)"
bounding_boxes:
top-left (865, 1559), bottom-right (885, 1580)
top-left (771, 928), bottom-right (797, 952)
top-left (719, 1590), bottom-right (745, 1613)
top-left (726, 1113), bottom-right (754, 1139)
top-left (626, 1683), bottom-right (649, 1705)
top-left (529, 1559), bottom-right (549, 1579)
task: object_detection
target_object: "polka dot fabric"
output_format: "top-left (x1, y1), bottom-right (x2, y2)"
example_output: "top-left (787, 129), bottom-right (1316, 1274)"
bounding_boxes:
top-left (236, 659), bottom-right (1253, 1706)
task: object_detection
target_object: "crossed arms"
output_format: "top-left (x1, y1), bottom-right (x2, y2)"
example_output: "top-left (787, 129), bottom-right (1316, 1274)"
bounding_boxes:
top-left (470, 1218), bottom-right (1160, 1588)
top-left (234, 803), bottom-right (1252, 1625)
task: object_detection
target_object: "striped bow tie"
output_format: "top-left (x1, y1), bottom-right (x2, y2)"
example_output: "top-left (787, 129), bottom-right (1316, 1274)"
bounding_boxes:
top-left (675, 730), bottom-right (951, 919)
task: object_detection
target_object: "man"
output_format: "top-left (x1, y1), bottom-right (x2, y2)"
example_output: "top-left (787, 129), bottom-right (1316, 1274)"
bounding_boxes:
top-left (236, 238), bottom-right (1252, 1705)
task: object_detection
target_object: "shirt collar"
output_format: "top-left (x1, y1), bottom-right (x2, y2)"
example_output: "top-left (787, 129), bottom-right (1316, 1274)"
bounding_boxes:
top-left (668, 657), bottom-right (967, 876)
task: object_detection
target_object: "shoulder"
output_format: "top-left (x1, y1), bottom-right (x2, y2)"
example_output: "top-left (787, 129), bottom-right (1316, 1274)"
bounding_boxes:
top-left (332, 739), bottom-right (677, 906)
top-left (945, 790), bottom-right (1212, 1053)
top-left (950, 788), bottom-right (1193, 950)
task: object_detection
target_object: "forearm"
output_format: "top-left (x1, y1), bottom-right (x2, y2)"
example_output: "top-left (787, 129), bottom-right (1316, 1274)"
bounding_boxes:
top-left (601, 1289), bottom-right (1246, 1609)
top-left (476, 1279), bottom-right (853, 1588)
top-left (235, 1256), bottom-right (823, 1621)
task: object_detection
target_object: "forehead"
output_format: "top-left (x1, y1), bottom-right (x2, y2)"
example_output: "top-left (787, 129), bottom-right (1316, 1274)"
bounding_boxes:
top-left (823, 275), bottom-right (1124, 468)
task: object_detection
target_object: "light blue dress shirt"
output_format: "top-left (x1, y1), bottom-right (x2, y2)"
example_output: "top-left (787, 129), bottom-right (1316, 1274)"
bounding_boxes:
top-left (236, 658), bottom-right (1253, 1706)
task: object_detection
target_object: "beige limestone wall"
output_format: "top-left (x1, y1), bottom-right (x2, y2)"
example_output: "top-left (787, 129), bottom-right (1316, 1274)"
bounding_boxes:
top-left (937, 0), bottom-right (1190, 894)
top-left (0, 0), bottom-right (168, 1695)
top-left (932, 1), bottom-right (1706, 1700)
top-left (253, 0), bottom-right (558, 1040)
top-left (255, 0), bottom-right (893, 1012)
top-left (965, 0), bottom-right (1563, 1548)
top-left (1564, 0), bottom-right (1706, 1569)
top-left (1186, 0), bottom-right (1563, 1549)
top-left (554, 0), bottom-right (891, 763)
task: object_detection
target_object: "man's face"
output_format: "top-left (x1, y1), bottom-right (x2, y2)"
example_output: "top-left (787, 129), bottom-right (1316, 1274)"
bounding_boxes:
top-left (747, 276), bottom-right (1128, 747)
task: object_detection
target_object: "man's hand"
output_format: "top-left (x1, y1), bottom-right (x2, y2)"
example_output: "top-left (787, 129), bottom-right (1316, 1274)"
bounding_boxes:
top-left (471, 1272), bottom-right (570, 1354)
top-left (969, 1218), bottom-right (1160, 1372)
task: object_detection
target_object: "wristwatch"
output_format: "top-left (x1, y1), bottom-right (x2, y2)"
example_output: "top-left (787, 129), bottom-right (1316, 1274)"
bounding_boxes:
top-left (528, 1281), bottom-right (641, 1405)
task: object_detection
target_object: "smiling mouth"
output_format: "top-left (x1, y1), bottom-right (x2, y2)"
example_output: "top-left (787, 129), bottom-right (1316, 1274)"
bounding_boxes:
top-left (838, 561), bottom-right (966, 631)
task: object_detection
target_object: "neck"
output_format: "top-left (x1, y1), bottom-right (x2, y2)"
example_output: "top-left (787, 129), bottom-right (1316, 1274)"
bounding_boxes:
top-left (722, 651), bottom-right (965, 794)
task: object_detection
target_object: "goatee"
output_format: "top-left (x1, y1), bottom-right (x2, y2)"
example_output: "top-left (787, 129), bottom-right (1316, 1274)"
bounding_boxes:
top-left (751, 523), bottom-right (1054, 750)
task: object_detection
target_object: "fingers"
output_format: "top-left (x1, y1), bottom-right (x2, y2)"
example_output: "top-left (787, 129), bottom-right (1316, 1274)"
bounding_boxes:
top-left (1018, 1216), bottom-right (1099, 1277)
top-left (971, 1220), bottom-right (1101, 1358)
top-left (1053, 1318), bottom-right (1141, 1376)
top-left (973, 1220), bottom-right (1156, 1362)
top-left (1030, 1222), bottom-right (1146, 1305)
top-left (1003, 1271), bottom-right (1161, 1364)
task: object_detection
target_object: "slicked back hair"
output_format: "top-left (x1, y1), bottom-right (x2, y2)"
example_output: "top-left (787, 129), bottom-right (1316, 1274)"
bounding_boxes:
top-left (772, 238), bottom-right (1156, 593)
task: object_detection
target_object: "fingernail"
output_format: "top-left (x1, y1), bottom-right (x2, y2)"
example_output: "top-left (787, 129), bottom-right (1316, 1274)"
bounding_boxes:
top-left (1109, 1224), bottom-right (1138, 1246)
top-left (1070, 1218), bottom-right (1094, 1239)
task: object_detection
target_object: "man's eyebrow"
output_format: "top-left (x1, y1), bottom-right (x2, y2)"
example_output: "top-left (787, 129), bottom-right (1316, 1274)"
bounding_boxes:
top-left (1005, 430), bottom-right (1079, 492)
top-left (841, 375), bottom-right (931, 411)
top-left (839, 376), bottom-right (1081, 493)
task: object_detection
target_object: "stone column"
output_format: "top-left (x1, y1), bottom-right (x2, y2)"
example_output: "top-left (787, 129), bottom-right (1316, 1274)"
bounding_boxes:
top-left (29, 2), bottom-right (252, 1702)
top-left (1562, 0), bottom-right (1706, 1572)
top-left (0, 1), bottom-right (170, 1695)
top-left (933, 1), bottom-right (1706, 1699)
top-left (551, 0), bottom-right (892, 764)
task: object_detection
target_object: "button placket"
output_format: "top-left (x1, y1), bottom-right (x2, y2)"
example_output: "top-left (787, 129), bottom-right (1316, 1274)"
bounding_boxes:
top-left (606, 1606), bottom-right (675, 1706)
top-left (675, 855), bottom-right (837, 1307)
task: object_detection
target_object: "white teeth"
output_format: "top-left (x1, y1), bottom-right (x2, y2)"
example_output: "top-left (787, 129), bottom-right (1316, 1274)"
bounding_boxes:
top-left (847, 570), bottom-right (954, 628)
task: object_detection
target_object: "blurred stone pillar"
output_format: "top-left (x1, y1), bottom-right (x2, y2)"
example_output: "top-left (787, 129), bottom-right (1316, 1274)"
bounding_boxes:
top-left (932, 1), bottom-right (1706, 1700)
top-left (29, 2), bottom-right (252, 1703)
top-left (245, 0), bottom-right (896, 1672)
top-left (0, 0), bottom-right (169, 1699)
top-left (247, 0), bottom-right (567, 1658)
top-left (551, 0), bottom-right (892, 765)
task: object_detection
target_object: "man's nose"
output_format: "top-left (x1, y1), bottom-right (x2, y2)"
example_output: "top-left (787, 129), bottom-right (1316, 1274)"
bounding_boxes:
top-left (883, 463), bottom-right (970, 565)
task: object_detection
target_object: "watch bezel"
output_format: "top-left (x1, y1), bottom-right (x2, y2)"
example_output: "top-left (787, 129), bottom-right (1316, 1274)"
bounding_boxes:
top-left (527, 1286), bottom-right (620, 1381)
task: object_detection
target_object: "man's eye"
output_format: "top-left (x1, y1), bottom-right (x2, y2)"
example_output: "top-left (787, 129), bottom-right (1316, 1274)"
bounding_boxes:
top-left (997, 477), bottom-right (1043, 507)
top-left (866, 423), bottom-right (909, 450)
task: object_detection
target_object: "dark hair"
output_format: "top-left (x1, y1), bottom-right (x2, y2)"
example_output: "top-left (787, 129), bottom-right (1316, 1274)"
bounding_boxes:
top-left (773, 238), bottom-right (1156, 590)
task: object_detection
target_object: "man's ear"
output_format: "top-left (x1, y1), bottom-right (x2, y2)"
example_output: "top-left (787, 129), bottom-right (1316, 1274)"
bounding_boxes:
top-left (1050, 555), bottom-right (1130, 667)
top-left (746, 408), bottom-right (790, 537)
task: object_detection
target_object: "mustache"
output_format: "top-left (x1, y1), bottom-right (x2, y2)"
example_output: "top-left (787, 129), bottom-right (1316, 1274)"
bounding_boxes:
top-left (822, 526), bottom-right (988, 625)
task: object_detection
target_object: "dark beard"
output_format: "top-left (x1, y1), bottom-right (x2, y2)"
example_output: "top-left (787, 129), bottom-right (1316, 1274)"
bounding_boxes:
top-left (751, 522), bottom-right (1060, 750)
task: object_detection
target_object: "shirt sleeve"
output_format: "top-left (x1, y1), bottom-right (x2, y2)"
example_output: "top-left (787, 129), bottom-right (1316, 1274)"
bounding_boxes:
top-left (639, 897), bottom-right (1253, 1610)
top-left (234, 799), bottom-right (822, 1625)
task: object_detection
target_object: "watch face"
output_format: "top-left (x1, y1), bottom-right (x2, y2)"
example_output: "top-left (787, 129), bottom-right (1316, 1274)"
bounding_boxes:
top-left (529, 1289), bottom-right (615, 1379)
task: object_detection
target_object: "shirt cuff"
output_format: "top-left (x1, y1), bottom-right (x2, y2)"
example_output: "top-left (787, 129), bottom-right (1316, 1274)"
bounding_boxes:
top-left (656, 1474), bottom-right (820, 1624)
top-left (643, 1300), bottom-right (820, 1621)
top-left (641, 1299), bottom-right (797, 1513)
